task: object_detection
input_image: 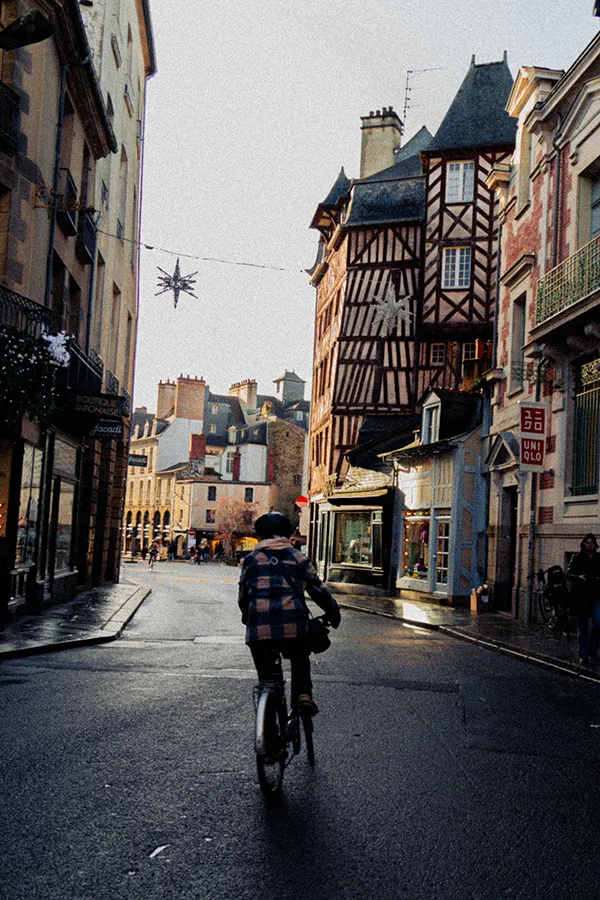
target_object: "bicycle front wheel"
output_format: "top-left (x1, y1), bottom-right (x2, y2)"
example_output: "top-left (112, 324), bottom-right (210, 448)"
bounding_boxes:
top-left (255, 690), bottom-right (285, 797)
top-left (537, 588), bottom-right (554, 625)
top-left (301, 712), bottom-right (315, 766)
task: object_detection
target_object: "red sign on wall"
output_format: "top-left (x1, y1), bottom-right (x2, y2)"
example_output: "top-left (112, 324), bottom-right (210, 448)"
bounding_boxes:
top-left (519, 401), bottom-right (547, 472)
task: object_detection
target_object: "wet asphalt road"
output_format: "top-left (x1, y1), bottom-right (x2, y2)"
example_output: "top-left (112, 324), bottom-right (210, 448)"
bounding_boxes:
top-left (2, 561), bottom-right (600, 900)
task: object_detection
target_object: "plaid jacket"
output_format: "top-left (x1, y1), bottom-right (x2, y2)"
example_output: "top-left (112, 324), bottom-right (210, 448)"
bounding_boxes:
top-left (238, 537), bottom-right (339, 643)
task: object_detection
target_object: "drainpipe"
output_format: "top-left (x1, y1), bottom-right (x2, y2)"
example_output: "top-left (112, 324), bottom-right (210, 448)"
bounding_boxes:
top-left (84, 210), bottom-right (102, 353)
top-left (43, 62), bottom-right (68, 309)
top-left (525, 356), bottom-right (550, 623)
top-left (551, 114), bottom-right (563, 270)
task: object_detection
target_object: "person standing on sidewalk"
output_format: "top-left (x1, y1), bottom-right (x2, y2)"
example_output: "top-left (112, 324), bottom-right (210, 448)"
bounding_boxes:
top-left (567, 534), bottom-right (600, 665)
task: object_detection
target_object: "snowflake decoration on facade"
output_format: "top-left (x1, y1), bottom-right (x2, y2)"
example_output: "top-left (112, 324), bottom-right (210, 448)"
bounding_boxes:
top-left (156, 258), bottom-right (198, 308)
top-left (372, 284), bottom-right (413, 334)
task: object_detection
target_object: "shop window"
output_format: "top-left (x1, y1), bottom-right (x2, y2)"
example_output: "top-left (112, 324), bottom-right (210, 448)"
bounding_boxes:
top-left (14, 443), bottom-right (43, 564)
top-left (436, 521), bottom-right (450, 584)
top-left (403, 514), bottom-right (429, 579)
top-left (333, 512), bottom-right (372, 566)
top-left (54, 481), bottom-right (75, 572)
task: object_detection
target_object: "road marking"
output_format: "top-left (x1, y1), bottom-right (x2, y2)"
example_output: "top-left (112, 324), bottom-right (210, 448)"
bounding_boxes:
top-left (149, 845), bottom-right (169, 859)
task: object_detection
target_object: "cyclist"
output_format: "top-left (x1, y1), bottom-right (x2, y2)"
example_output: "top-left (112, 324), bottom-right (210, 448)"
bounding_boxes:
top-left (238, 511), bottom-right (341, 715)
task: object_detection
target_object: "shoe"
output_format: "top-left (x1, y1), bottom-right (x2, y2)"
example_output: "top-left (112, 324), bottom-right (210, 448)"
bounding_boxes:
top-left (298, 694), bottom-right (319, 716)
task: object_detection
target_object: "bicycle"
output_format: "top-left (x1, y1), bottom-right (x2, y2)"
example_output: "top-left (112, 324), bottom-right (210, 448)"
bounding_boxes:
top-left (253, 622), bottom-right (328, 798)
top-left (534, 566), bottom-right (571, 636)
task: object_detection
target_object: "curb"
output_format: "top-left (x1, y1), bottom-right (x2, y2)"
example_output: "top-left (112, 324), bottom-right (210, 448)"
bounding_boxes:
top-left (338, 598), bottom-right (600, 684)
top-left (0, 586), bottom-right (152, 661)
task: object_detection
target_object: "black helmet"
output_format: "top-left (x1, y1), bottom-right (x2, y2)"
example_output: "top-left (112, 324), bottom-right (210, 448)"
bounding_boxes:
top-left (254, 512), bottom-right (294, 539)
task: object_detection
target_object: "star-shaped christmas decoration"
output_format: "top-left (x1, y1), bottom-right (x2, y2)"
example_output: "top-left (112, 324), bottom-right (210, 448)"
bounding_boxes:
top-left (156, 258), bottom-right (198, 308)
top-left (372, 284), bottom-right (413, 334)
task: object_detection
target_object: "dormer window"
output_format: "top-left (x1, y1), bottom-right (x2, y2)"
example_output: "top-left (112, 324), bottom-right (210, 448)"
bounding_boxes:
top-left (422, 401), bottom-right (440, 444)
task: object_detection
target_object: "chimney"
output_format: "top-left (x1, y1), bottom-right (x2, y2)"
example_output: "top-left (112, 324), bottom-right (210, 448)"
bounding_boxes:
top-left (189, 433), bottom-right (206, 459)
top-left (174, 374), bottom-right (206, 420)
top-left (156, 380), bottom-right (176, 419)
top-left (360, 106), bottom-right (403, 179)
top-left (229, 379), bottom-right (258, 421)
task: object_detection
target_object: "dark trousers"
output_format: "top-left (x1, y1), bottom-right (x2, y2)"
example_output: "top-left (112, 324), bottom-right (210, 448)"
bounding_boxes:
top-left (249, 640), bottom-right (312, 703)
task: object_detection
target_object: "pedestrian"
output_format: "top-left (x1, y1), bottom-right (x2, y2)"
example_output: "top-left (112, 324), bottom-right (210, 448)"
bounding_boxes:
top-left (168, 540), bottom-right (177, 561)
top-left (567, 533), bottom-right (600, 665)
top-left (194, 543), bottom-right (202, 564)
top-left (238, 511), bottom-right (341, 715)
top-left (148, 540), bottom-right (160, 570)
top-left (214, 541), bottom-right (223, 562)
top-left (200, 537), bottom-right (210, 562)
top-left (141, 545), bottom-right (148, 561)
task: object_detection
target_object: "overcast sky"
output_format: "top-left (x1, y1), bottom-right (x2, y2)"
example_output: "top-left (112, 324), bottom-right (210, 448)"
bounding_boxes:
top-left (133, 1), bottom-right (599, 411)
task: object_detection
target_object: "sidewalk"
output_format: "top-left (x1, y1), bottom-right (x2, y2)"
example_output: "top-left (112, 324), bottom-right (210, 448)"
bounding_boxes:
top-left (0, 580), bottom-right (151, 660)
top-left (335, 592), bottom-right (600, 683)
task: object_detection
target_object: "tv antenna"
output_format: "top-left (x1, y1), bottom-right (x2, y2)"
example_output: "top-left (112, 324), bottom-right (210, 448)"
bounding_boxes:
top-left (403, 67), bottom-right (443, 127)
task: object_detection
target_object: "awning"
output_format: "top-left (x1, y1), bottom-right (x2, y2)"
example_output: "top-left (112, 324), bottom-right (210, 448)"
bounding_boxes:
top-left (328, 488), bottom-right (390, 503)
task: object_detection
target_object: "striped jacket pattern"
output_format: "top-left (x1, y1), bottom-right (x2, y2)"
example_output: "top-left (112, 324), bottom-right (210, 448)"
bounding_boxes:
top-left (238, 537), bottom-right (339, 644)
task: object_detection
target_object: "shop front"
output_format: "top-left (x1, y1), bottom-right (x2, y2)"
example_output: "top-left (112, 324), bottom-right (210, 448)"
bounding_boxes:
top-left (314, 481), bottom-right (394, 590)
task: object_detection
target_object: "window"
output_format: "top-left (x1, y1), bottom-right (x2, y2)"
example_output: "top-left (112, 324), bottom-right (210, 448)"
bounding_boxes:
top-left (14, 443), bottom-right (43, 566)
top-left (244, 487), bottom-right (254, 503)
top-left (147, 448), bottom-right (153, 472)
top-left (207, 486), bottom-right (216, 501)
top-left (293, 474), bottom-right (301, 485)
top-left (156, 479), bottom-right (162, 502)
top-left (209, 424), bottom-right (217, 434)
top-left (509, 295), bottom-right (526, 391)
top-left (436, 521), bottom-right (450, 585)
top-left (442, 247), bottom-right (471, 289)
top-left (206, 509), bottom-right (216, 524)
top-left (422, 404), bottom-right (440, 444)
top-left (211, 404), bottom-right (219, 414)
top-left (403, 514), bottom-right (429, 579)
top-left (591, 175), bottom-right (600, 239)
top-left (430, 343), bottom-right (446, 365)
top-left (226, 452), bottom-right (235, 474)
top-left (572, 357), bottom-right (600, 496)
top-left (295, 411), bottom-right (304, 421)
top-left (445, 161), bottom-right (475, 203)
top-left (333, 512), bottom-right (372, 566)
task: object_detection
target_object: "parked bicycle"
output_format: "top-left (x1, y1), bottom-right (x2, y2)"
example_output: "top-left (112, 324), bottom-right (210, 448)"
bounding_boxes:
top-left (533, 565), bottom-right (571, 636)
top-left (253, 622), bottom-right (330, 798)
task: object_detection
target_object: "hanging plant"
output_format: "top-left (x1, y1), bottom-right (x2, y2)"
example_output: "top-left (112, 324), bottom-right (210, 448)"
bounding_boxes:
top-left (0, 326), bottom-right (69, 428)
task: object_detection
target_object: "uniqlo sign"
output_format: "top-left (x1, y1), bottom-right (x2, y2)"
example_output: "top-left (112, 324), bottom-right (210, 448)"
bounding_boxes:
top-left (519, 401), bottom-right (547, 472)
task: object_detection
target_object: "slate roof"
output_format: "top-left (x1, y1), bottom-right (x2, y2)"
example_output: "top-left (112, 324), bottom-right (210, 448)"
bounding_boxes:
top-left (433, 389), bottom-right (482, 440)
top-left (274, 371), bottom-right (306, 385)
top-left (360, 127), bottom-right (432, 183)
top-left (346, 414), bottom-right (422, 469)
top-left (321, 167), bottom-right (352, 207)
top-left (426, 57), bottom-right (517, 153)
top-left (345, 178), bottom-right (425, 227)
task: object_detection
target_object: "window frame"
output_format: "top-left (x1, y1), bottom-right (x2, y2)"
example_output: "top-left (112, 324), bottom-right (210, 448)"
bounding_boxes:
top-left (442, 246), bottom-right (471, 290)
top-left (445, 160), bottom-right (475, 204)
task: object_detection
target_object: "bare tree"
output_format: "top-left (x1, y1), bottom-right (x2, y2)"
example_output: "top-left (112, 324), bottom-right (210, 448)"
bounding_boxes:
top-left (215, 498), bottom-right (257, 557)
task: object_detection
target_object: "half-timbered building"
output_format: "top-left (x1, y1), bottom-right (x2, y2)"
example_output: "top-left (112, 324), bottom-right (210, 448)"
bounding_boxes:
top-left (307, 57), bottom-right (517, 601)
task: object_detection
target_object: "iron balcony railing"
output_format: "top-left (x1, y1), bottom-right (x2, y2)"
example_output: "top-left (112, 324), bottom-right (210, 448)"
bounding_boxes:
top-left (0, 81), bottom-right (20, 154)
top-left (57, 168), bottom-right (78, 236)
top-left (76, 211), bottom-right (96, 265)
top-left (536, 233), bottom-right (600, 326)
top-left (105, 369), bottom-right (119, 395)
top-left (63, 337), bottom-right (103, 394)
top-left (0, 284), bottom-right (52, 338)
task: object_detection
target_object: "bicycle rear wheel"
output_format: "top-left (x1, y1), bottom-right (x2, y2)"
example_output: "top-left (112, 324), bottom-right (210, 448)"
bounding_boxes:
top-left (255, 689), bottom-right (286, 797)
top-left (301, 712), bottom-right (315, 766)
